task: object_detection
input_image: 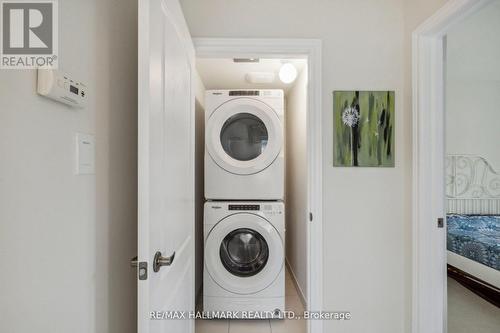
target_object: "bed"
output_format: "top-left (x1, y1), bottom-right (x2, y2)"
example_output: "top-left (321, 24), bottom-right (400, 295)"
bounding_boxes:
top-left (447, 214), bottom-right (499, 270)
top-left (446, 155), bottom-right (500, 296)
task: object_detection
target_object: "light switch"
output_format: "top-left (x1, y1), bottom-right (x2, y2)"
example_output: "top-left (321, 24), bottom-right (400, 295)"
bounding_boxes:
top-left (75, 133), bottom-right (95, 175)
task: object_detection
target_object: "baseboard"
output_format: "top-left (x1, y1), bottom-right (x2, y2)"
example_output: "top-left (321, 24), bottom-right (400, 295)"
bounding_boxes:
top-left (447, 264), bottom-right (500, 308)
top-left (285, 258), bottom-right (307, 308)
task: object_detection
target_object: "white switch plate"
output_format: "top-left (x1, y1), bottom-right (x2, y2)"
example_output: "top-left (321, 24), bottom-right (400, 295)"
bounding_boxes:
top-left (75, 133), bottom-right (95, 175)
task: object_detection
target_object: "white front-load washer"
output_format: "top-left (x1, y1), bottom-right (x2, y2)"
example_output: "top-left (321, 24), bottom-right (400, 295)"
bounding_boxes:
top-left (204, 90), bottom-right (284, 200)
top-left (203, 201), bottom-right (285, 318)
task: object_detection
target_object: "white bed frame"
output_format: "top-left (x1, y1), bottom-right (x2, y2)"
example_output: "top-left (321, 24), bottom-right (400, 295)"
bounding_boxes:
top-left (446, 154), bottom-right (500, 288)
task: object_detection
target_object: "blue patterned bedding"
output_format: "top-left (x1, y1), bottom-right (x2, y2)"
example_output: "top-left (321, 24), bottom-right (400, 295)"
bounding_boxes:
top-left (447, 215), bottom-right (500, 271)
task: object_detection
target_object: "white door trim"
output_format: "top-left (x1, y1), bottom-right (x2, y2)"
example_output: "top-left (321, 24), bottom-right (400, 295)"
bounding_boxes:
top-left (194, 38), bottom-right (323, 333)
top-left (411, 1), bottom-right (493, 333)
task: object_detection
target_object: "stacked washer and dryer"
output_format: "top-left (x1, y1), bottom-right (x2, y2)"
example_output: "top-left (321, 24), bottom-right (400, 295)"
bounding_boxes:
top-left (203, 90), bottom-right (285, 318)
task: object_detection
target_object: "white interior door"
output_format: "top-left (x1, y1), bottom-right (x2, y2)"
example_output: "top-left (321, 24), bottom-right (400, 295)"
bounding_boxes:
top-left (138, 0), bottom-right (195, 332)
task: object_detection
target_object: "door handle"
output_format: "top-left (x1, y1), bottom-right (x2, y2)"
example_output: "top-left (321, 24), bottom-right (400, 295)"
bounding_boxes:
top-left (153, 251), bottom-right (175, 272)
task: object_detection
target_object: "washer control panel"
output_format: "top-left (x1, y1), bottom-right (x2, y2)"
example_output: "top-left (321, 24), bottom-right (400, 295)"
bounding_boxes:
top-left (207, 202), bottom-right (283, 215)
top-left (228, 204), bottom-right (260, 211)
top-left (208, 89), bottom-right (283, 98)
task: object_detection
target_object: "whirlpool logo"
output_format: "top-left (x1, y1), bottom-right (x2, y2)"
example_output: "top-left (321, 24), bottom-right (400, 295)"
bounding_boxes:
top-left (1, 0), bottom-right (58, 69)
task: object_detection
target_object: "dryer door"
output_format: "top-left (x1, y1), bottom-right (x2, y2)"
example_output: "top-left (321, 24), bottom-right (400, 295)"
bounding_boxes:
top-left (206, 98), bottom-right (283, 175)
top-left (205, 213), bottom-right (284, 295)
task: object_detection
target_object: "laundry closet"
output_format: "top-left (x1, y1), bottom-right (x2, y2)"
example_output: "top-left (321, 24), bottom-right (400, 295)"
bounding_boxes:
top-left (194, 58), bottom-right (309, 332)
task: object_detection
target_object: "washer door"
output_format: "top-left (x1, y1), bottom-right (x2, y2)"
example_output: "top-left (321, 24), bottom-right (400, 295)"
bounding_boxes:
top-left (206, 98), bottom-right (283, 175)
top-left (205, 213), bottom-right (284, 295)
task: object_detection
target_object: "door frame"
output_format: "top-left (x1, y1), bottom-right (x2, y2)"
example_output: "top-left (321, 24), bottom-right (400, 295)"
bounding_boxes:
top-left (194, 38), bottom-right (323, 333)
top-left (411, 1), bottom-right (494, 332)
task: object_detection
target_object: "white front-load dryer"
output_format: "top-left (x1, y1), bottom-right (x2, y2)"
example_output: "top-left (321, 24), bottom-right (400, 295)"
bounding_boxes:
top-left (204, 90), bottom-right (284, 200)
top-left (203, 201), bottom-right (285, 318)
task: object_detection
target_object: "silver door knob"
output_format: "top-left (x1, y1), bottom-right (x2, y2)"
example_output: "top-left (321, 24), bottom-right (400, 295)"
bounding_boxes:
top-left (153, 251), bottom-right (175, 272)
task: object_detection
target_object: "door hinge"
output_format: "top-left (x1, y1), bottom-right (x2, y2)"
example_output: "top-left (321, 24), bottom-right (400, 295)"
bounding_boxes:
top-left (309, 212), bottom-right (313, 222)
top-left (437, 217), bottom-right (444, 228)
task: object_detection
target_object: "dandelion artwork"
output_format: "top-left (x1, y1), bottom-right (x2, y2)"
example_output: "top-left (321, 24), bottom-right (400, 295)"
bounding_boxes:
top-left (333, 91), bottom-right (395, 167)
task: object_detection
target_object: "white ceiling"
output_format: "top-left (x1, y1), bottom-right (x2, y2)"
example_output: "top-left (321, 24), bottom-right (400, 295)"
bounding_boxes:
top-left (196, 58), bottom-right (307, 93)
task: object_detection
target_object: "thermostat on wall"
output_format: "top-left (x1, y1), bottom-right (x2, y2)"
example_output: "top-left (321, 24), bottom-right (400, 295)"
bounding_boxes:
top-left (37, 69), bottom-right (87, 108)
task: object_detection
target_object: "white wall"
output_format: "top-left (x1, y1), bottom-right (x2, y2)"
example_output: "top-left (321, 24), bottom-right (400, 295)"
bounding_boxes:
top-left (0, 1), bottom-right (137, 332)
top-left (446, 1), bottom-right (500, 170)
top-left (180, 1), bottom-right (407, 331)
top-left (285, 66), bottom-right (308, 303)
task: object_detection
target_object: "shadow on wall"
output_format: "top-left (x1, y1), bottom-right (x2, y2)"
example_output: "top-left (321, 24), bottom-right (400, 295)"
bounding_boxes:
top-left (195, 98), bottom-right (205, 297)
top-left (95, 0), bottom-right (138, 332)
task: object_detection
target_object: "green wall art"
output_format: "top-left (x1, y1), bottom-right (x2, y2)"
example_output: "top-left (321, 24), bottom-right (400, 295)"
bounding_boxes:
top-left (333, 91), bottom-right (395, 167)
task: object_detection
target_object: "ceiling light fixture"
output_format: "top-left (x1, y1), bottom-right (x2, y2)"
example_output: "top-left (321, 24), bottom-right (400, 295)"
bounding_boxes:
top-left (279, 63), bottom-right (297, 84)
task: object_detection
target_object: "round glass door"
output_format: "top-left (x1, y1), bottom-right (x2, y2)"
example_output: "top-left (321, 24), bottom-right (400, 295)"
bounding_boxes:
top-left (220, 113), bottom-right (268, 161)
top-left (204, 212), bottom-right (284, 294)
top-left (205, 98), bottom-right (283, 175)
top-left (219, 228), bottom-right (269, 277)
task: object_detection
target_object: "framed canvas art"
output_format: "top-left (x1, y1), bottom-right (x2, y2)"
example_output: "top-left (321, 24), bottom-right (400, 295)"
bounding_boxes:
top-left (333, 91), bottom-right (395, 167)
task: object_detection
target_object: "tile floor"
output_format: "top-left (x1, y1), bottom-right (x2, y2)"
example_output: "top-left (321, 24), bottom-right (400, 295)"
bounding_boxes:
top-left (447, 277), bottom-right (500, 333)
top-left (197, 274), bottom-right (500, 332)
top-left (195, 267), bottom-right (306, 333)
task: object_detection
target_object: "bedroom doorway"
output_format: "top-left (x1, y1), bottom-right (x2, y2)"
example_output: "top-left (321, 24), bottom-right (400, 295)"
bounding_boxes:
top-left (412, 0), bottom-right (500, 332)
top-left (444, 1), bottom-right (500, 331)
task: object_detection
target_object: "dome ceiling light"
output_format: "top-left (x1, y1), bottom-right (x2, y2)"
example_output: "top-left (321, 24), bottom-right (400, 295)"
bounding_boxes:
top-left (278, 63), bottom-right (297, 84)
